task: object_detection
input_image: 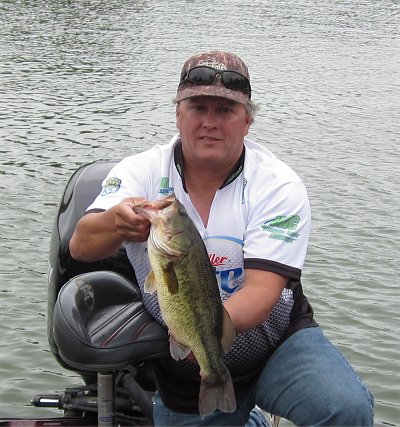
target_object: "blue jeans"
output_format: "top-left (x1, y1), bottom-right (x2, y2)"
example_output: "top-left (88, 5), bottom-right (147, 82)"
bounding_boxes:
top-left (153, 327), bottom-right (374, 426)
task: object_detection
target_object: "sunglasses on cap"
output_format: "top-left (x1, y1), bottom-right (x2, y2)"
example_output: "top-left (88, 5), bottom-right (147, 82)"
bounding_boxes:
top-left (179, 66), bottom-right (251, 97)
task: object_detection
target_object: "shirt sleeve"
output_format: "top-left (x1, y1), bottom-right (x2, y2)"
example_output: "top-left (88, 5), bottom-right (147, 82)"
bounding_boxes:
top-left (243, 178), bottom-right (311, 279)
top-left (86, 154), bottom-right (154, 212)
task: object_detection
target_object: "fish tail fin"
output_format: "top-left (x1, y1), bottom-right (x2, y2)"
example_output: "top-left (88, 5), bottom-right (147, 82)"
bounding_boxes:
top-left (198, 371), bottom-right (236, 418)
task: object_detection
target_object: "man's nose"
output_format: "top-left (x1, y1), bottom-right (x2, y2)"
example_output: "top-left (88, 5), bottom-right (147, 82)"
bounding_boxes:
top-left (202, 110), bottom-right (217, 128)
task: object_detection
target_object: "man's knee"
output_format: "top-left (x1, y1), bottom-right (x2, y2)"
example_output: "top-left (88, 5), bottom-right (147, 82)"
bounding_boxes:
top-left (293, 386), bottom-right (374, 426)
top-left (323, 387), bottom-right (374, 426)
top-left (254, 376), bottom-right (374, 426)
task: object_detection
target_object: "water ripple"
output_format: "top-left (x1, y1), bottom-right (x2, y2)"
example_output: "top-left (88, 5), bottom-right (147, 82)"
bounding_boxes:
top-left (1, 0), bottom-right (399, 423)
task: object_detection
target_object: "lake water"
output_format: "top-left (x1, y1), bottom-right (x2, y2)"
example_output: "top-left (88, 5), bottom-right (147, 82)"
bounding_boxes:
top-left (0, 0), bottom-right (399, 425)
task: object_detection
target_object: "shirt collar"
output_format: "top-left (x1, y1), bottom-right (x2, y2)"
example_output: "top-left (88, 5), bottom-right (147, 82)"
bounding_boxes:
top-left (174, 140), bottom-right (245, 192)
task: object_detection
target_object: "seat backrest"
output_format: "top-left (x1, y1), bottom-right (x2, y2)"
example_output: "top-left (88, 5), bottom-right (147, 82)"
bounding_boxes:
top-left (47, 160), bottom-right (137, 356)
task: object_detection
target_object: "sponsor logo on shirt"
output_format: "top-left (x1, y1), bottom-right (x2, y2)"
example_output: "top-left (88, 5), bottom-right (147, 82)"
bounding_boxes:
top-left (216, 267), bottom-right (243, 295)
top-left (209, 253), bottom-right (228, 267)
top-left (101, 177), bottom-right (121, 196)
top-left (205, 236), bottom-right (245, 295)
top-left (261, 215), bottom-right (300, 243)
top-left (159, 176), bottom-right (174, 195)
top-left (210, 251), bottom-right (242, 295)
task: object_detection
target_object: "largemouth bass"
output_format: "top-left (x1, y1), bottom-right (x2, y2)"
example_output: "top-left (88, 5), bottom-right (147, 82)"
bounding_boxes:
top-left (133, 193), bottom-right (236, 417)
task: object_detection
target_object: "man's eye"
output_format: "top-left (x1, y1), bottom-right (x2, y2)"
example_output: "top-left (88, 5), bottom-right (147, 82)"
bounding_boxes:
top-left (191, 104), bottom-right (205, 111)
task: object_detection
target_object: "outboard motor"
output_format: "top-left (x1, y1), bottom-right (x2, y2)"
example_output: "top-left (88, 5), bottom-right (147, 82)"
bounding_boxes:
top-left (34, 161), bottom-right (168, 425)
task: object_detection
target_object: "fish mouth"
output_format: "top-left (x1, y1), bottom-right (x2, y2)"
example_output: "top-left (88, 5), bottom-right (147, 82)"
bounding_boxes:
top-left (135, 194), bottom-right (188, 259)
top-left (133, 195), bottom-right (176, 222)
top-left (151, 195), bottom-right (176, 210)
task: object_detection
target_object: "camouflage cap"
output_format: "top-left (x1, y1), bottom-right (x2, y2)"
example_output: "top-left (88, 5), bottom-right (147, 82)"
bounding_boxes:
top-left (176, 51), bottom-right (251, 104)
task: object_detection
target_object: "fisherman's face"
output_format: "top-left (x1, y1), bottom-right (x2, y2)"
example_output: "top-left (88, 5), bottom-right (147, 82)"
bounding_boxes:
top-left (176, 96), bottom-right (251, 168)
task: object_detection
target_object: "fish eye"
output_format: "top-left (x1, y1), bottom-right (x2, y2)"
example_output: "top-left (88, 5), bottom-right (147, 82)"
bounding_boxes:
top-left (178, 207), bottom-right (187, 217)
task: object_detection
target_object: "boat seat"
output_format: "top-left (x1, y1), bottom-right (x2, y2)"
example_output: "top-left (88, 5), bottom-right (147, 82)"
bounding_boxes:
top-left (48, 160), bottom-right (139, 360)
top-left (53, 270), bottom-right (168, 372)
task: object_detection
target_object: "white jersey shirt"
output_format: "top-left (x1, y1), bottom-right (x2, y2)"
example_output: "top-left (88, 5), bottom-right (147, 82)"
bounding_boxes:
top-left (87, 134), bottom-right (314, 381)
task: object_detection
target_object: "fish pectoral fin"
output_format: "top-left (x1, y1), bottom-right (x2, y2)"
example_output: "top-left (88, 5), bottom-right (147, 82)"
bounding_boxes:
top-left (162, 263), bottom-right (179, 294)
top-left (144, 271), bottom-right (158, 294)
top-left (169, 334), bottom-right (191, 360)
top-left (221, 306), bottom-right (236, 353)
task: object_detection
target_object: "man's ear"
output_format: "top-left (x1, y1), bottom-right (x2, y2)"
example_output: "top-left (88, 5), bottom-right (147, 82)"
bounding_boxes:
top-left (176, 103), bottom-right (181, 129)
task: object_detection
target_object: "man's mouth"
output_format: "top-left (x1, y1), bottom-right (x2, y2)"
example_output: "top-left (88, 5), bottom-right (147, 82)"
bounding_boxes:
top-left (200, 135), bottom-right (221, 142)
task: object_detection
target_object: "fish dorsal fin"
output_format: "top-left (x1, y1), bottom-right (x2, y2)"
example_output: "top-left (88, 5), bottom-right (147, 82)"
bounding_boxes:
top-left (221, 307), bottom-right (236, 353)
top-left (144, 271), bottom-right (157, 294)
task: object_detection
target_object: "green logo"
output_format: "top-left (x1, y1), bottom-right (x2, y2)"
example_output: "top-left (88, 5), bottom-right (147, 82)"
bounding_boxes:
top-left (159, 177), bottom-right (174, 195)
top-left (261, 215), bottom-right (300, 243)
top-left (269, 215), bottom-right (300, 230)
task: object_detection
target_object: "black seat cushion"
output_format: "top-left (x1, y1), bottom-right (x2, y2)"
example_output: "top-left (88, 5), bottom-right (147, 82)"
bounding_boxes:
top-left (53, 271), bottom-right (168, 372)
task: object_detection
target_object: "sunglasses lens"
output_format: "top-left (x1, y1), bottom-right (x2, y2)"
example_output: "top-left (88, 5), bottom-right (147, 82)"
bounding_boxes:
top-left (222, 71), bottom-right (250, 92)
top-left (187, 67), bottom-right (215, 84)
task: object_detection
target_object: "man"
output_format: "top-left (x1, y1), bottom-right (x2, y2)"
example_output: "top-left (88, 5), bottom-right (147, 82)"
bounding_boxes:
top-left (69, 51), bottom-right (374, 426)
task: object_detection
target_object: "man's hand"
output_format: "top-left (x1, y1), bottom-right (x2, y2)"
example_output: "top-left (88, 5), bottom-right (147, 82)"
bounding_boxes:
top-left (113, 197), bottom-right (151, 242)
top-left (70, 197), bottom-right (152, 262)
